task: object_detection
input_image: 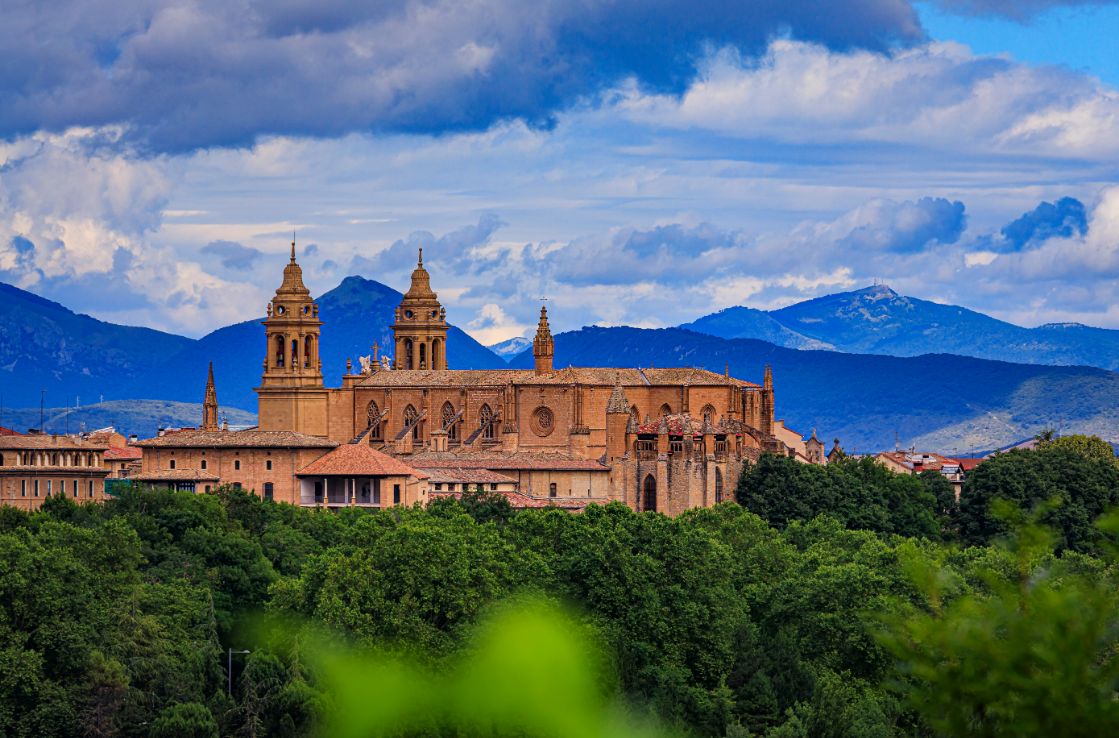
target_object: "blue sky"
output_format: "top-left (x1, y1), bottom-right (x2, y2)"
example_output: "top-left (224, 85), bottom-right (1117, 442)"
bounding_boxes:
top-left (2, 0), bottom-right (1119, 343)
top-left (919, 2), bottom-right (1119, 85)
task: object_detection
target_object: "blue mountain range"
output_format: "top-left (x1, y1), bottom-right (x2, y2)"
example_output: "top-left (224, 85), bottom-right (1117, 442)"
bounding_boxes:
top-left (682, 284), bottom-right (1119, 370)
top-left (4, 277), bottom-right (1119, 451)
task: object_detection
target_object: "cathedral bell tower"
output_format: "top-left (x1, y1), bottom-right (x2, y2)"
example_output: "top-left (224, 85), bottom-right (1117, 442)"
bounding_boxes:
top-left (533, 305), bottom-right (554, 375)
top-left (392, 248), bottom-right (448, 370)
top-left (255, 240), bottom-right (330, 435)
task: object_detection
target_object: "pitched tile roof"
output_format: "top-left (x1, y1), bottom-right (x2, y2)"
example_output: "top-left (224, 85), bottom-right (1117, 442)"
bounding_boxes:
top-left (135, 429), bottom-right (337, 449)
top-left (0, 426), bottom-right (22, 436)
top-left (104, 446), bottom-right (143, 461)
top-left (956, 457), bottom-right (985, 471)
top-left (356, 366), bottom-right (756, 389)
top-left (297, 443), bottom-right (428, 478)
top-left (0, 465), bottom-right (109, 475)
top-left (407, 450), bottom-right (609, 472)
top-left (417, 467), bottom-right (517, 485)
top-left (0, 435), bottom-right (109, 450)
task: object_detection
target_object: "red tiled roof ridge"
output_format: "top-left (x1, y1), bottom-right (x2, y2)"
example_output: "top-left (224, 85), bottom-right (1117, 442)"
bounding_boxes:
top-left (298, 443), bottom-right (428, 478)
top-left (135, 429), bottom-right (337, 448)
top-left (104, 446), bottom-right (144, 460)
top-left (357, 366), bottom-right (757, 388)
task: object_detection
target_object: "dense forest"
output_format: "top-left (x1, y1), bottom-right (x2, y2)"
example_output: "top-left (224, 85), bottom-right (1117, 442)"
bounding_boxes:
top-left (2, 437), bottom-right (1118, 737)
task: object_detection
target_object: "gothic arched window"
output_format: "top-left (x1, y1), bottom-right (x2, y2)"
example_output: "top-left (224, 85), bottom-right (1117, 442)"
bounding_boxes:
top-left (367, 400), bottom-right (382, 440)
top-left (715, 468), bottom-right (724, 504)
top-left (702, 404), bottom-right (716, 424)
top-left (404, 404), bottom-right (420, 441)
top-left (643, 474), bottom-right (657, 513)
top-left (659, 403), bottom-right (672, 417)
top-left (479, 404), bottom-right (495, 440)
top-left (442, 402), bottom-right (457, 441)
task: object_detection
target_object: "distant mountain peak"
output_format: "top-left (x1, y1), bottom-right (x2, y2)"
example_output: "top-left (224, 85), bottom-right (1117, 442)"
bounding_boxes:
top-left (1038, 322), bottom-right (1089, 330)
top-left (852, 284), bottom-right (899, 299)
top-left (488, 336), bottom-right (532, 360)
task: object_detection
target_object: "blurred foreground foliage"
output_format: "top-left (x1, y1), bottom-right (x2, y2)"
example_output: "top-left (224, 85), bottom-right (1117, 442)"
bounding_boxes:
top-left (0, 438), bottom-right (1117, 736)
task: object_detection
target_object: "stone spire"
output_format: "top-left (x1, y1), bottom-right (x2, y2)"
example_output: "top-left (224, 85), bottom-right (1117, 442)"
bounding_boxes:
top-left (277, 237), bottom-right (310, 296)
top-left (606, 378), bottom-right (629, 414)
top-left (201, 362), bottom-right (219, 431)
top-left (404, 248), bottom-right (436, 299)
top-left (533, 304), bottom-right (554, 375)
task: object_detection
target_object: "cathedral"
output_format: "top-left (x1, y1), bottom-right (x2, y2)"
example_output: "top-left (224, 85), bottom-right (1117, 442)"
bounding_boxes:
top-left (137, 243), bottom-right (825, 515)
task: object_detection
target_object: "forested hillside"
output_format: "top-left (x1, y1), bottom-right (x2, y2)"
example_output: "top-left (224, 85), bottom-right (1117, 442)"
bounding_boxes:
top-left (2, 438), bottom-right (1118, 737)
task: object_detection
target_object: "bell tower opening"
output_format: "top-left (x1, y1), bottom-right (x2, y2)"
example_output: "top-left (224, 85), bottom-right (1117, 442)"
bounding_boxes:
top-left (393, 248), bottom-right (449, 370)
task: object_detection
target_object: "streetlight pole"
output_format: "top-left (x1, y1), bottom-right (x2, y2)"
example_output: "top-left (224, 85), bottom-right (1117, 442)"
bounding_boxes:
top-left (227, 648), bottom-right (251, 696)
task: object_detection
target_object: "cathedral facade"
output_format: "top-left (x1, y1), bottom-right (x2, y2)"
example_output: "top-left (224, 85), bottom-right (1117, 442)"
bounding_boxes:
top-left (258, 245), bottom-right (816, 513)
top-left (139, 244), bottom-right (821, 514)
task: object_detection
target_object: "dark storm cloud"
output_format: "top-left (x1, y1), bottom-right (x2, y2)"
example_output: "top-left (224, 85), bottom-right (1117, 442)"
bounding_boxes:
top-left (998, 197), bottom-right (1088, 251)
top-left (929, 0), bottom-right (1115, 20)
top-left (0, 0), bottom-right (924, 153)
top-left (200, 240), bottom-right (264, 270)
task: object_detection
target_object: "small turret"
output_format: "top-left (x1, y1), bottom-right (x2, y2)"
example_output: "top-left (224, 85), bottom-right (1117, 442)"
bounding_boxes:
top-left (605, 378), bottom-right (630, 461)
top-left (533, 305), bottom-right (554, 375)
top-left (760, 364), bottom-right (774, 436)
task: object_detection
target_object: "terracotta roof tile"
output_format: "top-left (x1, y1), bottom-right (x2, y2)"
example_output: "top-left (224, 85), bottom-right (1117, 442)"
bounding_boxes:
top-left (104, 446), bottom-right (143, 461)
top-left (417, 468), bottom-right (517, 484)
top-left (298, 443), bottom-right (428, 478)
top-left (0, 435), bottom-right (109, 450)
top-left (357, 366), bottom-right (756, 389)
top-left (956, 457), bottom-right (985, 471)
top-left (407, 450), bottom-right (609, 472)
top-left (135, 429), bottom-right (337, 449)
top-left (1, 466), bottom-right (109, 475)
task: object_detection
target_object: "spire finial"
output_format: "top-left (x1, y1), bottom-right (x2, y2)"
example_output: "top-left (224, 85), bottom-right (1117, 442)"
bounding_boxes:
top-left (290, 233), bottom-right (296, 263)
top-left (418, 247), bottom-right (423, 268)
